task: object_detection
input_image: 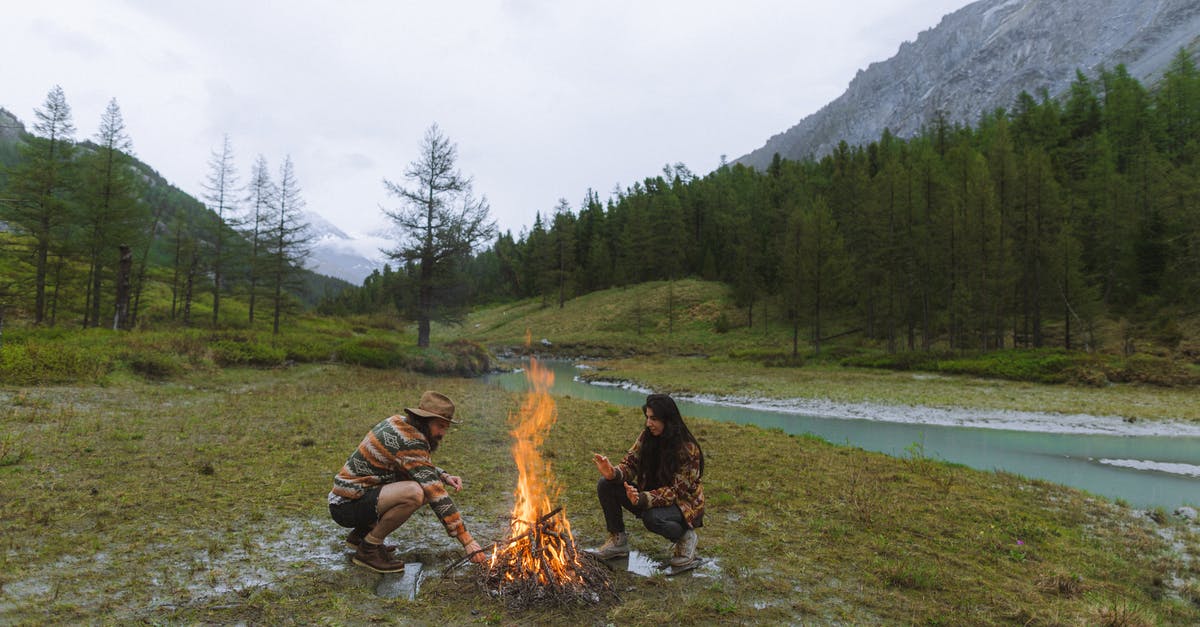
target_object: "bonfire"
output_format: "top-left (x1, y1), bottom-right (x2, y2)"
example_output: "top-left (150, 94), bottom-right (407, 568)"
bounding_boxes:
top-left (478, 354), bottom-right (613, 608)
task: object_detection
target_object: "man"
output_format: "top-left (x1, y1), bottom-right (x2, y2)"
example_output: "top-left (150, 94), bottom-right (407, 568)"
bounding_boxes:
top-left (328, 390), bottom-right (486, 573)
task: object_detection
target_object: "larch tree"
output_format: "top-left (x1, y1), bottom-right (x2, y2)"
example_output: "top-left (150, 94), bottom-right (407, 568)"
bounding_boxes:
top-left (243, 154), bottom-right (275, 324)
top-left (266, 155), bottom-right (310, 334)
top-left (2, 85), bottom-right (76, 324)
top-left (382, 124), bottom-right (496, 347)
top-left (76, 98), bottom-right (142, 328)
top-left (202, 134), bottom-right (239, 326)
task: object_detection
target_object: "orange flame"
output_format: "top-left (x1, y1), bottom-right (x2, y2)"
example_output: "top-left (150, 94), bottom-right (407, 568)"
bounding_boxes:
top-left (486, 351), bottom-right (585, 585)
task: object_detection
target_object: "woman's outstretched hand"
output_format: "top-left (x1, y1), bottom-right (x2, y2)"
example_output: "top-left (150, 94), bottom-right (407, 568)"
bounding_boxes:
top-left (592, 452), bottom-right (615, 480)
top-left (624, 482), bottom-right (639, 506)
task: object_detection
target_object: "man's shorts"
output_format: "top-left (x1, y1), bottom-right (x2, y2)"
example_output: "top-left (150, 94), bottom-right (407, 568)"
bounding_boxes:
top-left (329, 487), bottom-right (382, 529)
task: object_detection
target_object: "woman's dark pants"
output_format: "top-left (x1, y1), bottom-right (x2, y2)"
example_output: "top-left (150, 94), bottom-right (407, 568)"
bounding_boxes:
top-left (597, 478), bottom-right (686, 542)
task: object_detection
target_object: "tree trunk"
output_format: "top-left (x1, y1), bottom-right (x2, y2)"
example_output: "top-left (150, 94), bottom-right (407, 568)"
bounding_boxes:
top-left (34, 236), bottom-right (48, 325)
top-left (112, 245), bottom-right (132, 330)
top-left (90, 259), bottom-right (103, 328)
top-left (183, 253), bottom-right (197, 326)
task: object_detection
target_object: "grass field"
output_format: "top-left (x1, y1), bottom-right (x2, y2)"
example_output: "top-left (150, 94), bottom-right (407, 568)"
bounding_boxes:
top-left (2, 278), bottom-right (1199, 623)
top-left (574, 356), bottom-right (1200, 424)
top-left (2, 364), bottom-right (1198, 625)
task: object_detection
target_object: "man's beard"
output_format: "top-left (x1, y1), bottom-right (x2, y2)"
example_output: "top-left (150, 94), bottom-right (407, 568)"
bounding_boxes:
top-left (411, 416), bottom-right (442, 452)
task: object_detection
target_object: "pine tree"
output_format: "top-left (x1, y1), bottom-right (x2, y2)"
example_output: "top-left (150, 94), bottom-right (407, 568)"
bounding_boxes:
top-left (1, 85), bottom-right (76, 324)
top-left (244, 154), bottom-right (275, 324)
top-left (381, 124), bottom-right (495, 347)
top-left (202, 134), bottom-right (240, 326)
top-left (549, 199), bottom-right (577, 308)
top-left (76, 98), bottom-right (142, 328)
top-left (266, 156), bottom-right (310, 334)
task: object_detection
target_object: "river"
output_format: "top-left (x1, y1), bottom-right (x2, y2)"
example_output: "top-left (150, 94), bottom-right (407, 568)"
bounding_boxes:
top-left (484, 360), bottom-right (1200, 510)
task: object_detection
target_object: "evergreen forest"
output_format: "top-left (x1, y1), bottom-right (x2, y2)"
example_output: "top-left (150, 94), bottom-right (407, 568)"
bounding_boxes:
top-left (4, 54), bottom-right (1200, 363)
top-left (0, 92), bottom-right (347, 335)
top-left (327, 54), bottom-right (1200, 359)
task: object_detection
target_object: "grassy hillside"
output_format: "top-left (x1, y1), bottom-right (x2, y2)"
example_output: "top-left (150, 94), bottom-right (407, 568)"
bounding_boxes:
top-left (0, 313), bottom-right (490, 385)
top-left (1, 365), bottom-right (1197, 624)
top-left (447, 279), bottom-right (751, 356)
top-left (447, 279), bottom-right (1200, 391)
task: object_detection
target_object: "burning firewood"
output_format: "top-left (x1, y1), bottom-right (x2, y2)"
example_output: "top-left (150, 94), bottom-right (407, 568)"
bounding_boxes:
top-left (479, 506), bottom-right (613, 608)
top-left (462, 353), bottom-right (615, 608)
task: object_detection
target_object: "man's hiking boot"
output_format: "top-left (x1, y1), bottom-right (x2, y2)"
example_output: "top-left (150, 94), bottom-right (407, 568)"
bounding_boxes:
top-left (670, 529), bottom-right (698, 567)
top-left (589, 532), bottom-right (629, 560)
top-left (351, 540), bottom-right (406, 573)
top-left (345, 528), bottom-right (398, 553)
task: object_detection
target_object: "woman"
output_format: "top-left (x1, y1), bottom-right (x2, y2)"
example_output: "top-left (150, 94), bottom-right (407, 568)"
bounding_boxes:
top-left (590, 393), bottom-right (705, 568)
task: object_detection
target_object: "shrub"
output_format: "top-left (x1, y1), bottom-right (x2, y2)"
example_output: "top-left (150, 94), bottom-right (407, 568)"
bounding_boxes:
top-left (1182, 579), bottom-right (1200, 607)
top-left (273, 333), bottom-right (337, 363)
top-left (764, 354), bottom-right (805, 368)
top-left (126, 350), bottom-right (187, 379)
top-left (880, 559), bottom-right (942, 590)
top-left (1036, 571), bottom-right (1085, 597)
top-left (210, 339), bottom-right (287, 367)
top-left (0, 341), bottom-right (113, 384)
top-left (842, 351), bottom-right (947, 371)
top-left (713, 313), bottom-right (732, 334)
top-left (442, 339), bottom-right (492, 375)
top-left (1109, 353), bottom-right (1200, 386)
top-left (338, 337), bottom-right (404, 369)
top-left (1089, 601), bottom-right (1155, 627)
top-left (0, 433), bottom-right (26, 467)
top-left (935, 349), bottom-right (1077, 382)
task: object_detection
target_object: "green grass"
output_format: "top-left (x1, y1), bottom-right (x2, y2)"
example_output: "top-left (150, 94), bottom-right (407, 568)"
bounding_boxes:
top-left (444, 279), bottom-right (759, 357)
top-left (441, 279), bottom-right (1200, 423)
top-left (576, 355), bottom-right (1200, 423)
top-left (1, 365), bottom-right (1197, 624)
top-left (0, 316), bottom-right (493, 384)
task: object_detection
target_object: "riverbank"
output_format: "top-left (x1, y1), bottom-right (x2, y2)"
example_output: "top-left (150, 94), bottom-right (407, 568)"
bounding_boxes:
top-left (574, 356), bottom-right (1200, 435)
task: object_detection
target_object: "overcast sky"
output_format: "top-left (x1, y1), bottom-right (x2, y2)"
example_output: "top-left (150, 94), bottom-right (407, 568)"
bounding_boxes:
top-left (4, 0), bottom-right (970, 241)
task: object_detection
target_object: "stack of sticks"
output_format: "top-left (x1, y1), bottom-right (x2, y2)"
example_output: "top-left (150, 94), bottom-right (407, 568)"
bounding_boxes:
top-left (448, 507), bottom-right (614, 609)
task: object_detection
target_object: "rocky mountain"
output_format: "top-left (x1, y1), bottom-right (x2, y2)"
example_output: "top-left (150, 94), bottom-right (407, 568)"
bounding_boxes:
top-left (304, 211), bottom-right (387, 285)
top-left (0, 108), bottom-right (24, 142)
top-left (737, 0), bottom-right (1200, 168)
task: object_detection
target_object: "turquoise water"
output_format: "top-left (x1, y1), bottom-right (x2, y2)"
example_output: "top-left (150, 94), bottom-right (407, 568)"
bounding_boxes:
top-left (484, 361), bottom-right (1200, 509)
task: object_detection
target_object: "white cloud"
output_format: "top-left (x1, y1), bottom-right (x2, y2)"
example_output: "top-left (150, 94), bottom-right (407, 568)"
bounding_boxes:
top-left (2, 0), bottom-right (971, 237)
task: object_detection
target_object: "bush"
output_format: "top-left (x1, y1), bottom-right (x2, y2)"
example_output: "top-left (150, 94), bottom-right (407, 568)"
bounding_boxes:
top-left (764, 354), bottom-right (805, 368)
top-left (273, 333), bottom-right (337, 363)
top-left (0, 341), bottom-right (113, 384)
top-left (442, 340), bottom-right (491, 375)
top-left (713, 313), bottom-right (732, 334)
top-left (842, 351), bottom-right (947, 371)
top-left (125, 350), bottom-right (187, 379)
top-left (935, 349), bottom-right (1078, 382)
top-left (338, 337), bottom-right (405, 369)
top-left (1108, 353), bottom-right (1200, 386)
top-left (210, 339), bottom-right (287, 367)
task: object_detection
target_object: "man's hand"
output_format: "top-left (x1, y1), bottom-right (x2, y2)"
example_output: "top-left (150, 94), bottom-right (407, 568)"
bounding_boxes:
top-left (464, 540), bottom-right (487, 564)
top-left (624, 482), bottom-right (640, 506)
top-left (442, 473), bottom-right (463, 491)
top-left (592, 453), bottom-right (615, 481)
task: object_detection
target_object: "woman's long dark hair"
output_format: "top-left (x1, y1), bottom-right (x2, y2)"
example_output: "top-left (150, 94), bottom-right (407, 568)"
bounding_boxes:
top-left (637, 394), bottom-right (704, 489)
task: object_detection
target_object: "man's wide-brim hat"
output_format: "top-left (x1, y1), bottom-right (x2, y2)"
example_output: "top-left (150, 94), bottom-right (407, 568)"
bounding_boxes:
top-left (405, 390), bottom-right (459, 424)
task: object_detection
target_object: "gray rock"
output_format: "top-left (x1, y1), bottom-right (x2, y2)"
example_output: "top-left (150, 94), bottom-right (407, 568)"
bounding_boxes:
top-left (737, 0), bottom-right (1200, 169)
top-left (1176, 506), bottom-right (1198, 521)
